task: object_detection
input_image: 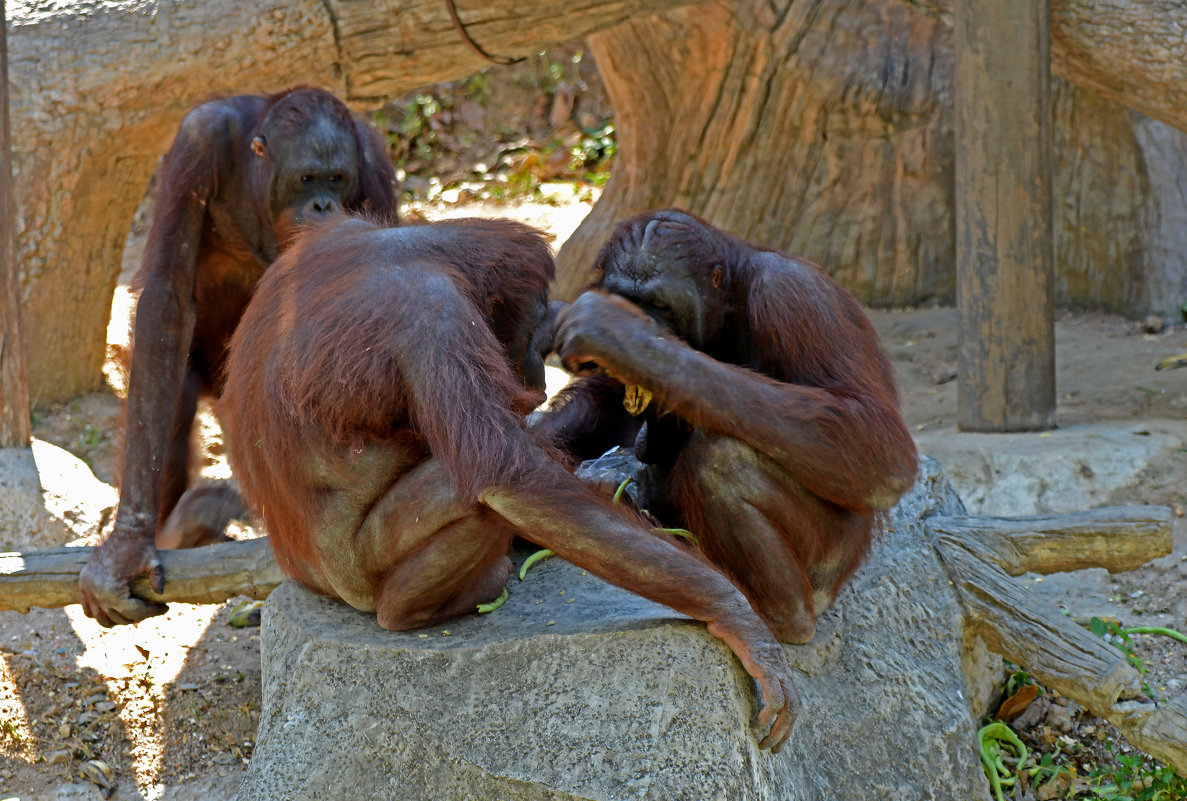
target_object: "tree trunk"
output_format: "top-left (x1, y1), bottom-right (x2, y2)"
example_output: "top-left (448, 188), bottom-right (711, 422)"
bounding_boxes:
top-left (556, 0), bottom-right (1187, 324)
top-left (0, 0), bottom-right (28, 447)
top-left (10, 0), bottom-right (695, 406)
top-left (17, 0), bottom-right (1187, 405)
top-left (905, 0), bottom-right (1187, 138)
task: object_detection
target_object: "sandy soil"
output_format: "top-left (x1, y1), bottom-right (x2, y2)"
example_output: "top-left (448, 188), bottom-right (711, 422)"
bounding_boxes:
top-left (2, 194), bottom-right (1187, 799)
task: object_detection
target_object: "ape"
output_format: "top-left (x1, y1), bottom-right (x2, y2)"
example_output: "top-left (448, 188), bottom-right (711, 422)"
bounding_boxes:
top-left (219, 215), bottom-right (798, 751)
top-left (536, 209), bottom-right (919, 645)
top-left (79, 87), bottom-right (397, 627)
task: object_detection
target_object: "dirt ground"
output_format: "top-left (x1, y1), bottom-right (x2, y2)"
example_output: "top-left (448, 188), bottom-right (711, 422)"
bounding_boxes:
top-left (3, 193), bottom-right (1187, 799)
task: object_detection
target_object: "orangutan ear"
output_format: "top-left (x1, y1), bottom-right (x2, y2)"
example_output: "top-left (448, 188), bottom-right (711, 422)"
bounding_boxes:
top-left (711, 265), bottom-right (724, 289)
top-left (251, 136), bottom-right (267, 158)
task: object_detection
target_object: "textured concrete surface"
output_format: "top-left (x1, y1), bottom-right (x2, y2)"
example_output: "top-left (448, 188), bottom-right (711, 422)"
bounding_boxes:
top-left (234, 460), bottom-right (989, 801)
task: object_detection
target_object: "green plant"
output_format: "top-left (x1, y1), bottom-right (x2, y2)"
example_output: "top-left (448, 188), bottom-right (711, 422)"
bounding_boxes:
top-left (77, 424), bottom-right (102, 449)
top-left (569, 121), bottom-right (617, 175)
top-left (1090, 617), bottom-right (1151, 696)
top-left (1121, 626), bottom-right (1187, 644)
top-left (1087, 618), bottom-right (1187, 700)
top-left (462, 71), bottom-right (492, 105)
top-left (1028, 749), bottom-right (1074, 790)
top-left (978, 721), bottom-right (1028, 801)
top-left (981, 657), bottom-right (1187, 801)
top-left (1004, 663), bottom-right (1041, 698)
top-left (1086, 740), bottom-right (1187, 801)
top-left (525, 49), bottom-right (580, 97)
top-left (375, 91), bottom-right (457, 173)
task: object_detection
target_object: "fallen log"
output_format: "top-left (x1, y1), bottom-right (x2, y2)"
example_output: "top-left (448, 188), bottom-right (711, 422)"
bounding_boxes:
top-left (0, 537), bottom-right (282, 613)
top-left (928, 505), bottom-right (1174, 576)
top-left (928, 504), bottom-right (1186, 773)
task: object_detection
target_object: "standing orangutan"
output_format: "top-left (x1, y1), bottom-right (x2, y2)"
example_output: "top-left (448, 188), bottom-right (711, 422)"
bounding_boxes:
top-left (79, 87), bottom-right (396, 627)
top-left (534, 209), bottom-right (919, 645)
top-left (219, 215), bottom-right (799, 751)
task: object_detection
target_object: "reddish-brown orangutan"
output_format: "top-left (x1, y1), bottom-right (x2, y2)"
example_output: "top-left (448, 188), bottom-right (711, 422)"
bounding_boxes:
top-left (534, 208), bottom-right (919, 645)
top-left (218, 215), bottom-right (799, 751)
top-left (79, 87), bottom-right (396, 627)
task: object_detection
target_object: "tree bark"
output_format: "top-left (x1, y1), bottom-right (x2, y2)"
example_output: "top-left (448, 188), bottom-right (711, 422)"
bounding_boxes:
top-left (10, 0), bottom-right (695, 405)
top-left (16, 0), bottom-right (1187, 404)
top-left (0, 0), bottom-right (28, 447)
top-left (555, 0), bottom-right (1187, 325)
top-left (903, 0), bottom-right (1187, 138)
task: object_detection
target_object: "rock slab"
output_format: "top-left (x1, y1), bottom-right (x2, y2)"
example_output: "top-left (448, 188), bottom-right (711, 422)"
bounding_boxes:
top-left (233, 461), bottom-right (989, 800)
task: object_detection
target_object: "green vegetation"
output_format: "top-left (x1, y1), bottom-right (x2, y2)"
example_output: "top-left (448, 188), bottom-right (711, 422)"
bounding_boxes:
top-left (980, 658), bottom-right (1186, 800)
top-left (372, 47), bottom-right (616, 206)
top-left (1087, 617), bottom-right (1187, 701)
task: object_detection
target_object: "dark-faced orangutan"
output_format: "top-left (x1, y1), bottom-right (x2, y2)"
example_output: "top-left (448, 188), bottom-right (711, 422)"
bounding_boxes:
top-left (534, 209), bottom-right (919, 646)
top-left (217, 214), bottom-right (798, 751)
top-left (79, 87), bottom-right (397, 627)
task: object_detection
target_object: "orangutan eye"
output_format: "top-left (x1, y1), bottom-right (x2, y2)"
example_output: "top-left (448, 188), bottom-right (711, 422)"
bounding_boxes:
top-left (650, 299), bottom-right (670, 312)
top-left (301, 174), bottom-right (315, 184)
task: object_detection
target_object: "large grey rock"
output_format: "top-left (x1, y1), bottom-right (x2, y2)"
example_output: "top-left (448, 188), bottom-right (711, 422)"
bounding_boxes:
top-left (915, 421), bottom-right (1187, 516)
top-left (233, 460), bottom-right (989, 800)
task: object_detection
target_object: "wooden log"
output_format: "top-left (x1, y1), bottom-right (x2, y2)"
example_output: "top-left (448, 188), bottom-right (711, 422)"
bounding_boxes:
top-left (1109, 693), bottom-right (1187, 775)
top-left (932, 526), bottom-right (1145, 717)
top-left (928, 505), bottom-right (1173, 576)
top-left (0, 537), bottom-right (282, 613)
top-left (933, 507), bottom-right (1187, 773)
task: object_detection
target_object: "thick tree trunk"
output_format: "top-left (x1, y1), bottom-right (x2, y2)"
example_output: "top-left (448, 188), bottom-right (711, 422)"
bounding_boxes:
top-left (10, 0), bottom-right (695, 405)
top-left (17, 0), bottom-right (1187, 404)
top-left (905, 0), bottom-right (1187, 137)
top-left (556, 0), bottom-right (1187, 324)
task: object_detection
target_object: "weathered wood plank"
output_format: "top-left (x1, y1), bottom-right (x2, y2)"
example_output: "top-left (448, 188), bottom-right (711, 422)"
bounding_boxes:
top-left (954, 0), bottom-right (1055, 431)
top-left (1109, 693), bottom-right (1187, 774)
